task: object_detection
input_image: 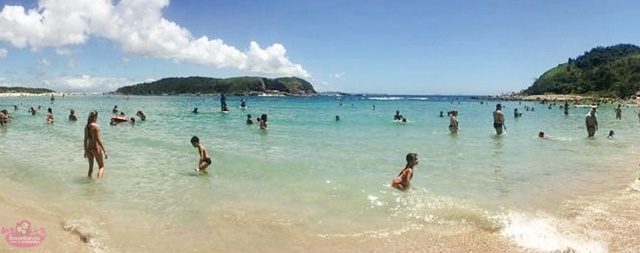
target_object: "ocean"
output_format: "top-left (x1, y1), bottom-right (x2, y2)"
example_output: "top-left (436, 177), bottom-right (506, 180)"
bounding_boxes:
top-left (0, 94), bottom-right (639, 253)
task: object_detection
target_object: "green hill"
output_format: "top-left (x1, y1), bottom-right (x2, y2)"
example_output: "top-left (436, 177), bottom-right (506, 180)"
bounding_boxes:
top-left (0, 86), bottom-right (56, 94)
top-left (115, 76), bottom-right (316, 96)
top-left (524, 44), bottom-right (640, 98)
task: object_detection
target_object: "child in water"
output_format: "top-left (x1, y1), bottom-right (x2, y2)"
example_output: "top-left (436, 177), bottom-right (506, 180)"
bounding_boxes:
top-left (391, 153), bottom-right (419, 191)
top-left (190, 136), bottom-right (211, 172)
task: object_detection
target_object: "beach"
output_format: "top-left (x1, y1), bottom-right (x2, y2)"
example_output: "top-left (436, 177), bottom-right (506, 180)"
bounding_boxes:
top-left (1, 95), bottom-right (640, 252)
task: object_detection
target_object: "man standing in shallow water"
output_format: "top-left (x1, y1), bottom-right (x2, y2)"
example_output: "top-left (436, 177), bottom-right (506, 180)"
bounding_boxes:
top-left (84, 110), bottom-right (108, 179)
top-left (585, 106), bottom-right (598, 138)
top-left (493, 104), bottom-right (506, 135)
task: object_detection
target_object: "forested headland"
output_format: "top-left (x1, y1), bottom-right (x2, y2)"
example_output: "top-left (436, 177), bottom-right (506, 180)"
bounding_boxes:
top-left (523, 44), bottom-right (640, 98)
top-left (114, 76), bottom-right (316, 96)
top-left (0, 87), bottom-right (56, 94)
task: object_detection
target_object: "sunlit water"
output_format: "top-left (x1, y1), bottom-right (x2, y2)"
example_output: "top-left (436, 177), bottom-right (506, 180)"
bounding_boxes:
top-left (1, 95), bottom-right (640, 252)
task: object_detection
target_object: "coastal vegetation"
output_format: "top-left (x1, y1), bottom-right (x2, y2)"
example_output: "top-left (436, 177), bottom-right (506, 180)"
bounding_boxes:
top-left (0, 86), bottom-right (56, 94)
top-left (114, 76), bottom-right (316, 96)
top-left (523, 44), bottom-right (640, 98)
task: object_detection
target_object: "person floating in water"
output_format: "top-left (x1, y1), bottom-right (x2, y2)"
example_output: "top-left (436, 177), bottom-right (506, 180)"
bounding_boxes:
top-left (493, 104), bottom-right (506, 135)
top-left (29, 107), bottom-right (36, 116)
top-left (69, 109), bottom-right (78, 121)
top-left (190, 136), bottom-right (211, 172)
top-left (84, 110), bottom-right (108, 179)
top-left (585, 106), bottom-right (598, 138)
top-left (111, 112), bottom-right (128, 125)
top-left (239, 97), bottom-right (247, 108)
top-left (449, 110), bottom-right (458, 134)
top-left (335, 115), bottom-right (340, 121)
top-left (246, 114), bottom-right (254, 125)
top-left (112, 105), bottom-right (119, 114)
top-left (538, 131), bottom-right (547, 139)
top-left (391, 153), bottom-right (419, 191)
top-left (193, 107), bottom-right (198, 114)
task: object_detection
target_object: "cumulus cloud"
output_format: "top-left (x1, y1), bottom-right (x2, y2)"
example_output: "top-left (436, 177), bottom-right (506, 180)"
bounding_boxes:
top-left (0, 0), bottom-right (310, 77)
top-left (0, 48), bottom-right (6, 58)
top-left (49, 75), bottom-right (137, 92)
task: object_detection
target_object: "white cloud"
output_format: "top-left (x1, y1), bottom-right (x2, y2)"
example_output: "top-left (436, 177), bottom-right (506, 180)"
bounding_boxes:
top-left (49, 75), bottom-right (137, 92)
top-left (330, 72), bottom-right (346, 79)
top-left (0, 0), bottom-right (310, 77)
top-left (0, 48), bottom-right (6, 58)
top-left (38, 58), bottom-right (50, 66)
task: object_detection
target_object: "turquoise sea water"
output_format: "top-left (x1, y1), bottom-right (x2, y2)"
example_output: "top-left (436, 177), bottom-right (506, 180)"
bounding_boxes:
top-left (1, 94), bottom-right (640, 252)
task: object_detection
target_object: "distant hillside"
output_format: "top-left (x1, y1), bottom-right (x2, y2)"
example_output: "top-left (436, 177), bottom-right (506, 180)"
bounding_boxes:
top-left (0, 86), bottom-right (56, 94)
top-left (524, 44), bottom-right (640, 98)
top-left (115, 76), bottom-right (316, 96)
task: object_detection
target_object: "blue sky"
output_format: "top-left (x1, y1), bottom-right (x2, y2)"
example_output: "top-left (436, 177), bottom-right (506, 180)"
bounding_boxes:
top-left (1, 0), bottom-right (639, 95)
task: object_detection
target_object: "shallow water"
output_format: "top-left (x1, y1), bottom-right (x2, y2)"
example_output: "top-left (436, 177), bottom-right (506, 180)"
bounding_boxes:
top-left (1, 95), bottom-right (639, 252)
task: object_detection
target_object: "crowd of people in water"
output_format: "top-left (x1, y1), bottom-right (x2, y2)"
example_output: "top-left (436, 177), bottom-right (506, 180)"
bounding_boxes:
top-left (0, 95), bottom-right (272, 179)
top-left (1, 94), bottom-right (640, 190)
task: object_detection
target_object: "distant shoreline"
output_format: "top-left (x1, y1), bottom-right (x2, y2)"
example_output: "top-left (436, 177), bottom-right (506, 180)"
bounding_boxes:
top-left (0, 92), bottom-right (62, 97)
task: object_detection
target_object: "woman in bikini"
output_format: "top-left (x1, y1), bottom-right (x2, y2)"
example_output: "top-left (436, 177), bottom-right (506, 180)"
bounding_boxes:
top-left (84, 110), bottom-right (108, 179)
top-left (391, 153), bottom-right (419, 191)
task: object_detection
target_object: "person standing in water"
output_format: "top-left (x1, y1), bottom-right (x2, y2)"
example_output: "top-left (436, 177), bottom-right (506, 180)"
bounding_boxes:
top-left (585, 106), bottom-right (598, 138)
top-left (614, 104), bottom-right (622, 120)
top-left (391, 153), bottom-right (419, 191)
top-left (220, 94), bottom-right (228, 112)
top-left (190, 136), bottom-right (211, 172)
top-left (46, 108), bottom-right (54, 124)
top-left (69, 109), bottom-right (78, 121)
top-left (84, 110), bottom-right (108, 179)
top-left (449, 110), bottom-right (459, 134)
top-left (259, 114), bottom-right (268, 130)
top-left (493, 104), bottom-right (506, 135)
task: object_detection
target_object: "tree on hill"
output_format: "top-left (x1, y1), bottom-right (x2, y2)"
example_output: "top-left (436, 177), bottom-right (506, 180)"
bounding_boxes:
top-left (524, 44), bottom-right (640, 98)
